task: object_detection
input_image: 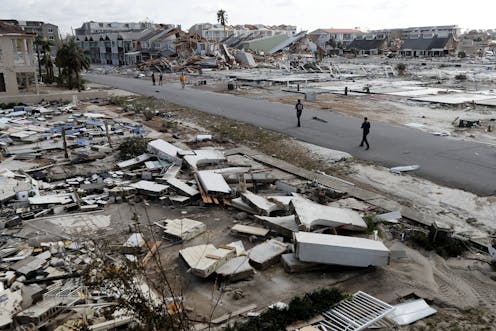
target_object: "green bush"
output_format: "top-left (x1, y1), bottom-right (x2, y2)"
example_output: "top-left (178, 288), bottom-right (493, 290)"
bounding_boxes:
top-left (224, 288), bottom-right (344, 331)
top-left (118, 136), bottom-right (148, 160)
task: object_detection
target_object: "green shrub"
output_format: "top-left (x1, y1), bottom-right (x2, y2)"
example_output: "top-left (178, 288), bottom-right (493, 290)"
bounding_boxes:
top-left (118, 136), bottom-right (148, 160)
top-left (224, 288), bottom-right (345, 331)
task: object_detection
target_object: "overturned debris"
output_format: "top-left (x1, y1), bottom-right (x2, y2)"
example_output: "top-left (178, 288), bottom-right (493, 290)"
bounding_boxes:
top-left (248, 239), bottom-right (289, 270)
top-left (294, 232), bottom-right (390, 267)
top-left (155, 218), bottom-right (206, 241)
top-left (290, 195), bottom-right (367, 231)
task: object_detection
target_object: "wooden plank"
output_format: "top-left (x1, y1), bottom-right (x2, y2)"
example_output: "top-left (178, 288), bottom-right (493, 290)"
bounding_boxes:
top-left (210, 304), bottom-right (258, 324)
top-left (142, 241), bottom-right (163, 267)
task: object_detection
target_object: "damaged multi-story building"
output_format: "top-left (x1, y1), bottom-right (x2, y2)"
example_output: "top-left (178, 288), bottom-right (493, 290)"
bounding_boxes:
top-left (0, 21), bottom-right (37, 96)
top-left (75, 21), bottom-right (180, 65)
top-left (189, 23), bottom-right (297, 42)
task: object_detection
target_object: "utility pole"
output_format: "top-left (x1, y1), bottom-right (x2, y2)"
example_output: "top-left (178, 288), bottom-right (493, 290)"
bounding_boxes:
top-left (62, 127), bottom-right (68, 159)
top-left (105, 121), bottom-right (113, 148)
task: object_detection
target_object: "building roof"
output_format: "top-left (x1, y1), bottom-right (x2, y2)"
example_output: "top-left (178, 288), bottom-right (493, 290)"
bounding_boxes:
top-left (348, 38), bottom-right (387, 50)
top-left (0, 21), bottom-right (27, 34)
top-left (400, 34), bottom-right (452, 50)
top-left (311, 28), bottom-right (364, 34)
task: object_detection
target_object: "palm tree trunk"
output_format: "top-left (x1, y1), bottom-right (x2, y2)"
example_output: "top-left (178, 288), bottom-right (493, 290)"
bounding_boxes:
top-left (36, 47), bottom-right (42, 82)
top-left (76, 70), bottom-right (81, 92)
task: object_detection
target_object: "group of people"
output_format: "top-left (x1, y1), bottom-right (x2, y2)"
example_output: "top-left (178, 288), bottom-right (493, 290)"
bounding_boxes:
top-left (295, 99), bottom-right (370, 150)
top-left (151, 72), bottom-right (186, 88)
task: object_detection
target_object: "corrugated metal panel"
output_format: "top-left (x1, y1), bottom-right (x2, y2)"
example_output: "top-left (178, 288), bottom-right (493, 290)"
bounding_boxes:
top-left (315, 291), bottom-right (393, 331)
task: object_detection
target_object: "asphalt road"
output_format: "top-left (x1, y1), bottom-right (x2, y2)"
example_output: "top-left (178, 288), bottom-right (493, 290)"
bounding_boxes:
top-left (86, 73), bottom-right (496, 196)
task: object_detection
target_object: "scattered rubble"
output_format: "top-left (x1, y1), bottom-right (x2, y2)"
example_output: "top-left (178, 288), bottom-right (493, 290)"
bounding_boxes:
top-left (1, 94), bottom-right (495, 329)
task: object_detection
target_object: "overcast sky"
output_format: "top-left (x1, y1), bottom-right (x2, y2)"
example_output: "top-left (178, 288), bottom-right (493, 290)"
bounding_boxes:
top-left (2, 0), bottom-right (495, 36)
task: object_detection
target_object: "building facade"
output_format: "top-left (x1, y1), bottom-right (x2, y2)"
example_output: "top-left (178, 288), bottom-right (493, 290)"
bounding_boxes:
top-left (0, 20), bottom-right (59, 43)
top-left (189, 23), bottom-right (297, 42)
top-left (0, 21), bottom-right (37, 95)
top-left (308, 28), bottom-right (365, 49)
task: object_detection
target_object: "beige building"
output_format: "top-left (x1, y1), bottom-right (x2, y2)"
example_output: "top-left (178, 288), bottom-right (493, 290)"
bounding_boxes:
top-left (0, 21), bottom-right (37, 96)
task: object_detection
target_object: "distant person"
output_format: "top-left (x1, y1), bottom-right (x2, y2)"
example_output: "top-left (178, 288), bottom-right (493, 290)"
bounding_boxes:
top-left (159, 72), bottom-right (163, 86)
top-left (344, 86), bottom-right (348, 95)
top-left (359, 117), bottom-right (370, 150)
top-left (151, 72), bottom-right (156, 86)
top-left (180, 72), bottom-right (186, 88)
top-left (295, 99), bottom-right (304, 127)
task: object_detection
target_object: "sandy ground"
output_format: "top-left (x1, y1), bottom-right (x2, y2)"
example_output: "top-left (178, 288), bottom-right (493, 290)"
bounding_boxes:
top-left (15, 90), bottom-right (495, 329)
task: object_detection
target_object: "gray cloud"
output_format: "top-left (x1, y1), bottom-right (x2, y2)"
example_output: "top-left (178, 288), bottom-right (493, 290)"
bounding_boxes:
top-left (1, 0), bottom-right (494, 36)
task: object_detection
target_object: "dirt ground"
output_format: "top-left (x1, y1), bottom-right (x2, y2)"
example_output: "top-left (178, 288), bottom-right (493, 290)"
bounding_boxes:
top-left (17, 92), bottom-right (495, 329)
top-left (93, 94), bottom-right (496, 329)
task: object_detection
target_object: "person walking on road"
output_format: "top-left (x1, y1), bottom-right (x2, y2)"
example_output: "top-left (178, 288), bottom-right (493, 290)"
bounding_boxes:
top-left (295, 99), bottom-right (304, 127)
top-left (179, 72), bottom-right (186, 89)
top-left (159, 72), bottom-right (163, 86)
top-left (359, 117), bottom-right (370, 150)
top-left (151, 72), bottom-right (156, 86)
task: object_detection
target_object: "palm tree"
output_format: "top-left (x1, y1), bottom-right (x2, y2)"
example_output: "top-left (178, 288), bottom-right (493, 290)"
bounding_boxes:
top-left (216, 9), bottom-right (228, 35)
top-left (41, 38), bottom-right (55, 83)
top-left (34, 35), bottom-right (43, 82)
top-left (55, 38), bottom-right (90, 91)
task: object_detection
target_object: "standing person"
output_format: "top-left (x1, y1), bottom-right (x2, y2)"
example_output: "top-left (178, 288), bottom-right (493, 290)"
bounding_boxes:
top-left (151, 72), bottom-right (156, 86)
top-left (359, 117), bottom-right (370, 150)
top-left (159, 72), bottom-right (163, 86)
top-left (179, 72), bottom-right (186, 88)
top-left (295, 99), bottom-right (304, 127)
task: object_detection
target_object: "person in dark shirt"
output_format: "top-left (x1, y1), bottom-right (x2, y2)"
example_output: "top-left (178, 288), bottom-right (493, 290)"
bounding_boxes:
top-left (360, 117), bottom-right (370, 150)
top-left (295, 99), bottom-right (303, 127)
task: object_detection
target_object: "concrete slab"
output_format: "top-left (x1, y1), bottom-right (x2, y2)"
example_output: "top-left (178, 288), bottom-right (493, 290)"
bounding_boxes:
top-left (241, 191), bottom-right (281, 216)
top-left (231, 224), bottom-right (270, 237)
top-left (215, 256), bottom-right (255, 282)
top-left (412, 93), bottom-right (496, 105)
top-left (147, 139), bottom-right (182, 164)
top-left (248, 239), bottom-right (289, 270)
top-left (197, 171), bottom-right (231, 195)
top-left (179, 244), bottom-right (236, 278)
top-left (184, 150), bottom-right (226, 170)
top-left (281, 253), bottom-right (327, 273)
top-left (156, 218), bottom-right (206, 241)
top-left (255, 215), bottom-right (299, 237)
top-left (290, 195), bottom-right (367, 231)
top-left (165, 177), bottom-right (200, 197)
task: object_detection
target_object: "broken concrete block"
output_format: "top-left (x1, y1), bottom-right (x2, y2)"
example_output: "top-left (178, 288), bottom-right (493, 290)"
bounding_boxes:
top-left (184, 149), bottom-right (226, 170)
top-left (255, 215), bottom-right (299, 237)
top-left (231, 224), bottom-right (269, 238)
top-left (231, 197), bottom-right (257, 214)
top-left (165, 177), bottom-right (200, 197)
top-left (129, 180), bottom-right (169, 195)
top-left (155, 218), bottom-right (206, 241)
top-left (248, 239), bottom-right (288, 270)
top-left (241, 191), bottom-right (282, 216)
top-left (216, 256), bottom-right (255, 282)
top-left (294, 232), bottom-right (390, 267)
top-left (147, 139), bottom-right (182, 165)
top-left (290, 194), bottom-right (367, 231)
top-left (281, 253), bottom-right (327, 273)
top-left (179, 244), bottom-right (236, 278)
top-left (197, 171), bottom-right (231, 195)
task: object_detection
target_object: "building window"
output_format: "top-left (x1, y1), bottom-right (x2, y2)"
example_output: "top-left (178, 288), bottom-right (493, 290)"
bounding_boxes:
top-left (0, 73), bottom-right (6, 92)
top-left (12, 39), bottom-right (25, 64)
top-left (48, 36), bottom-right (55, 40)
top-left (48, 27), bottom-right (53, 33)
